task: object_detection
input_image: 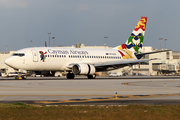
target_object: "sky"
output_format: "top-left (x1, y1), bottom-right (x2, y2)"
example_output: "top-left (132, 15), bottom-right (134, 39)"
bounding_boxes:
top-left (0, 0), bottom-right (180, 52)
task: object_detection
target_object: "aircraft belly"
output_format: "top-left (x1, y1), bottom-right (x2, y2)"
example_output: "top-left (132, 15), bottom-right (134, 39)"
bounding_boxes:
top-left (37, 59), bottom-right (68, 71)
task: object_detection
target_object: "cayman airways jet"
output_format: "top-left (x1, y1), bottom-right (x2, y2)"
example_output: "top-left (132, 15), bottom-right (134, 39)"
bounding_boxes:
top-left (5, 17), bottom-right (153, 79)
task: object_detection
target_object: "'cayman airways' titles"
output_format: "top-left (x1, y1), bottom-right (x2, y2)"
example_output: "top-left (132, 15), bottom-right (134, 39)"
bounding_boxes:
top-left (48, 49), bottom-right (69, 54)
top-left (47, 49), bottom-right (89, 55)
top-left (70, 50), bottom-right (88, 55)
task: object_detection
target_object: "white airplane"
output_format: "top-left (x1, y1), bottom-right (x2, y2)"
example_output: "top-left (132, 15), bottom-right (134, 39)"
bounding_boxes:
top-left (4, 17), bottom-right (158, 79)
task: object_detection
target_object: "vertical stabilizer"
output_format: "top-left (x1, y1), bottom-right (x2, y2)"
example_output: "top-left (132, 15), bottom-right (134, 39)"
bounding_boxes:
top-left (113, 17), bottom-right (147, 54)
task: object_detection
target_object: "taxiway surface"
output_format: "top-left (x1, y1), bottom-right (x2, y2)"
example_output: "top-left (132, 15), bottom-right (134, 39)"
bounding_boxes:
top-left (0, 76), bottom-right (180, 105)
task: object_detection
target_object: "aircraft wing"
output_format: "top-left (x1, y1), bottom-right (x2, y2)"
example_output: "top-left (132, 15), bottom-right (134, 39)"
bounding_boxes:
top-left (136, 50), bottom-right (172, 59)
top-left (94, 59), bottom-right (151, 71)
top-left (67, 59), bottom-right (151, 72)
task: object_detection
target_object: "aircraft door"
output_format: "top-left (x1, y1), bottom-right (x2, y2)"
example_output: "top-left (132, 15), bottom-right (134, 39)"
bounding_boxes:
top-left (31, 50), bottom-right (38, 62)
top-left (23, 52), bottom-right (26, 64)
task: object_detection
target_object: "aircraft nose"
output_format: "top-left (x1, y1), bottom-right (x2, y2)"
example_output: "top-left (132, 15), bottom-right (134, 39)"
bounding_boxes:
top-left (4, 57), bottom-right (13, 67)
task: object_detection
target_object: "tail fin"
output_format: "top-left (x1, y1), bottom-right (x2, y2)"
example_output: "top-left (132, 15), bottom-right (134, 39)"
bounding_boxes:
top-left (113, 17), bottom-right (147, 54)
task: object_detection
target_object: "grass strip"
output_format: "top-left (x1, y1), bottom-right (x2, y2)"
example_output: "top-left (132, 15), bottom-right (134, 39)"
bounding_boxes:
top-left (0, 103), bottom-right (180, 120)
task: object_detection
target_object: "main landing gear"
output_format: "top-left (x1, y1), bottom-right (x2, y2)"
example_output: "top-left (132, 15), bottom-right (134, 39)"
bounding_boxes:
top-left (66, 72), bottom-right (75, 79)
top-left (66, 72), bottom-right (96, 79)
top-left (87, 74), bottom-right (96, 79)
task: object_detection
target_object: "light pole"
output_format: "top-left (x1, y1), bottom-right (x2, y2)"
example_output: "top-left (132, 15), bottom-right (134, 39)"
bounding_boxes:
top-left (48, 32), bottom-right (51, 47)
top-left (52, 37), bottom-right (55, 47)
top-left (104, 37), bottom-right (108, 49)
top-left (159, 38), bottom-right (163, 50)
top-left (164, 39), bottom-right (167, 49)
top-left (45, 41), bottom-right (47, 47)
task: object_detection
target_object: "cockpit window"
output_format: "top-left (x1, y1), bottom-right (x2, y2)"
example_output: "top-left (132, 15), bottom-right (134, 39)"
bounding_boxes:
top-left (12, 53), bottom-right (25, 57)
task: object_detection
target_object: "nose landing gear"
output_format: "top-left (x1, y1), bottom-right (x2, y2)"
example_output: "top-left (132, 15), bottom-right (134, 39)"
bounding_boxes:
top-left (15, 71), bottom-right (27, 79)
top-left (15, 75), bottom-right (27, 79)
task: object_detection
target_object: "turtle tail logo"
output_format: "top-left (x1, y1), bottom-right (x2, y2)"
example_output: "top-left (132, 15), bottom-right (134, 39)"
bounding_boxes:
top-left (39, 51), bottom-right (47, 62)
top-left (118, 17), bottom-right (147, 54)
top-left (126, 17), bottom-right (147, 53)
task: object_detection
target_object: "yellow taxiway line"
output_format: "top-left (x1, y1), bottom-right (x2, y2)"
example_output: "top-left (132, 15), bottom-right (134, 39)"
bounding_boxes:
top-left (34, 93), bottom-right (180, 104)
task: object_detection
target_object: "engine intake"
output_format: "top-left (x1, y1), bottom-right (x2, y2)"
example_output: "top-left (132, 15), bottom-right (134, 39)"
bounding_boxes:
top-left (72, 63), bottom-right (95, 75)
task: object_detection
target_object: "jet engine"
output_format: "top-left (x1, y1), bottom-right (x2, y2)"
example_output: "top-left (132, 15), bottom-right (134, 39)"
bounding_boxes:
top-left (72, 63), bottom-right (96, 75)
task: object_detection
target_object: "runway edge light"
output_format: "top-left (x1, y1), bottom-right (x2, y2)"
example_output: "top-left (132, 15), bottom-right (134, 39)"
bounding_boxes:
top-left (115, 92), bottom-right (117, 98)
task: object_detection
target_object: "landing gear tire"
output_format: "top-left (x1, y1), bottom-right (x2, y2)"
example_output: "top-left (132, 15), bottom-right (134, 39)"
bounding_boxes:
top-left (21, 75), bottom-right (27, 79)
top-left (87, 74), bottom-right (96, 79)
top-left (67, 73), bottom-right (75, 79)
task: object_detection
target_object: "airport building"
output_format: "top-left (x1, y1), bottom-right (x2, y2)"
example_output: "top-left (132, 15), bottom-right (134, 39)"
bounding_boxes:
top-left (0, 44), bottom-right (180, 76)
top-left (135, 47), bottom-right (180, 76)
top-left (0, 51), bottom-right (16, 76)
top-left (59, 43), bottom-right (112, 49)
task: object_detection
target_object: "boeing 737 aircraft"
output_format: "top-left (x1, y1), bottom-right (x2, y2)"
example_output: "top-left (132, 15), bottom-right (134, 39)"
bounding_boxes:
top-left (5, 17), bottom-right (155, 79)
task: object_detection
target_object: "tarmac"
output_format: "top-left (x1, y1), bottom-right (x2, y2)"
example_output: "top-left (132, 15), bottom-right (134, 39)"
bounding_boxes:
top-left (0, 76), bottom-right (180, 105)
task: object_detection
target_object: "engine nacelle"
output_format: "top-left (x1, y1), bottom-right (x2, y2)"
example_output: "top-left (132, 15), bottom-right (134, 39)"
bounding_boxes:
top-left (72, 63), bottom-right (96, 75)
